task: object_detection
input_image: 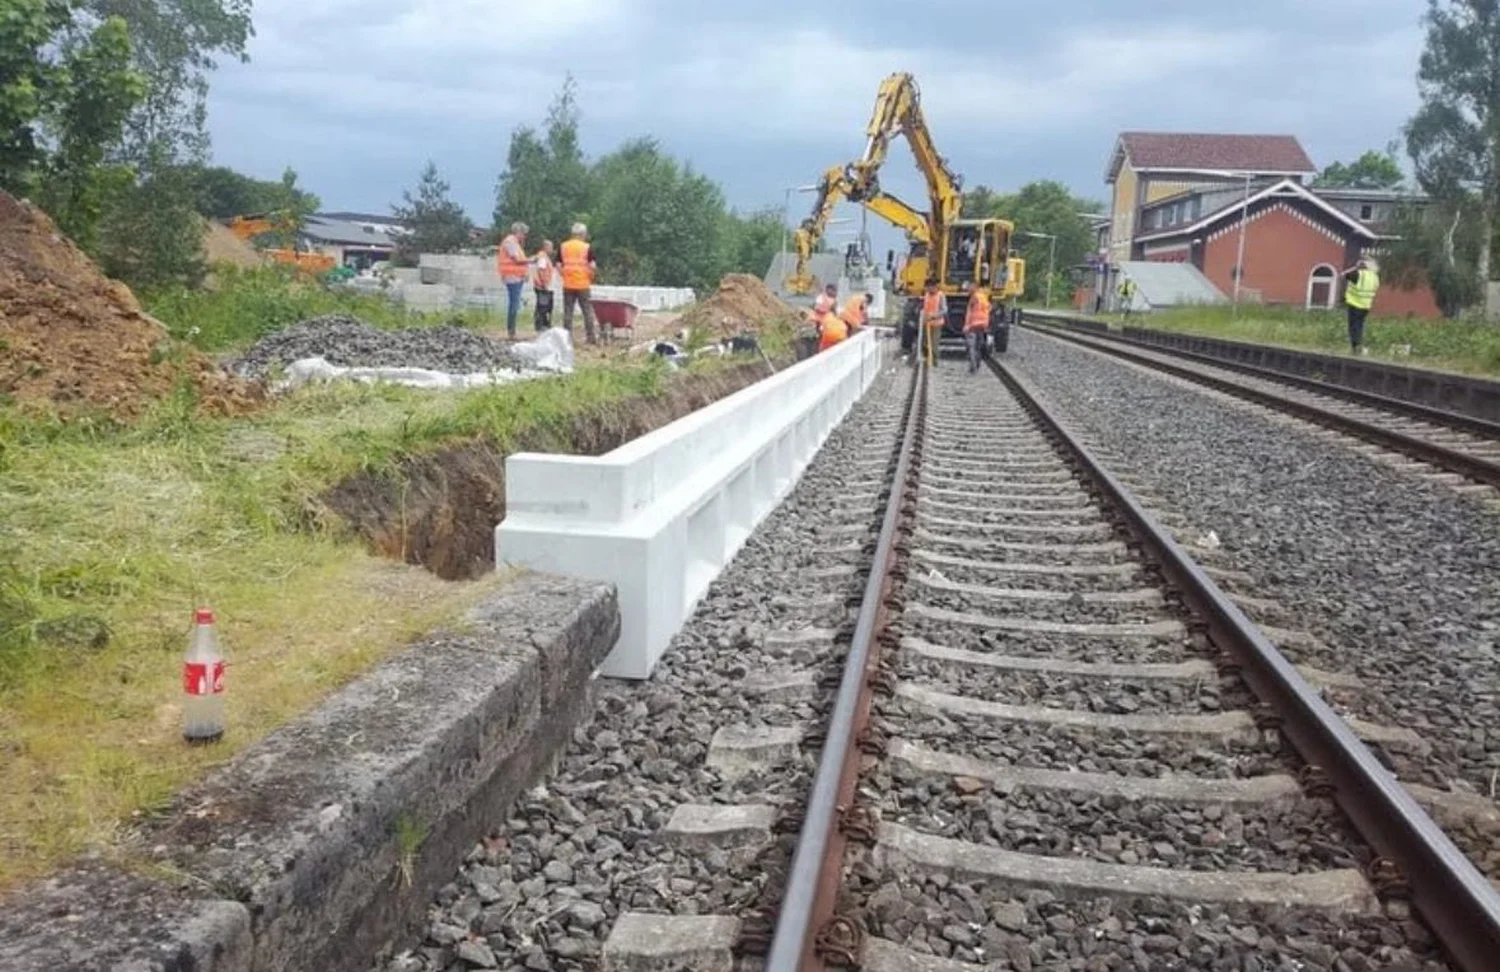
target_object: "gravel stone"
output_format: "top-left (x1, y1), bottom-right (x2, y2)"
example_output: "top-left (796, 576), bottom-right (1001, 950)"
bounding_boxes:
top-left (230, 313), bottom-right (522, 378)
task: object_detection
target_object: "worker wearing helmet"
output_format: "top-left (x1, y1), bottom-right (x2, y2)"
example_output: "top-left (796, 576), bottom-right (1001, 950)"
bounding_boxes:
top-left (1342, 256), bottom-right (1380, 355)
top-left (811, 283), bottom-right (838, 327)
top-left (964, 286), bottom-right (992, 374)
top-left (839, 292), bottom-right (871, 332)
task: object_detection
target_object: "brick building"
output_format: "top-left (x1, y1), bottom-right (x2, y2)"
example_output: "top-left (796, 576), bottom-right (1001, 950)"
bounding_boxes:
top-left (1094, 132), bottom-right (1440, 318)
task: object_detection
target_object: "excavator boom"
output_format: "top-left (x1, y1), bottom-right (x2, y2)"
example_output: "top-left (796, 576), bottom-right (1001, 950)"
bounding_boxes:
top-left (788, 72), bottom-right (966, 295)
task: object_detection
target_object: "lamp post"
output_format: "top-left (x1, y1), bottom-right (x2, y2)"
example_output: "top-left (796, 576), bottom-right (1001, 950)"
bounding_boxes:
top-left (1019, 231), bottom-right (1059, 308)
top-left (1231, 171), bottom-right (1253, 318)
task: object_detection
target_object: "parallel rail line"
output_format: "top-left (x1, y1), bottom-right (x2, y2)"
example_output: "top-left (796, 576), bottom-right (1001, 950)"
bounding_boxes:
top-left (1020, 314), bottom-right (1500, 490)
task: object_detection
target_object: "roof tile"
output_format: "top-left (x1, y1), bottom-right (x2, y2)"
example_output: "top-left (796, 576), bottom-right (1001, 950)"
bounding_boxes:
top-left (1118, 132), bottom-right (1315, 175)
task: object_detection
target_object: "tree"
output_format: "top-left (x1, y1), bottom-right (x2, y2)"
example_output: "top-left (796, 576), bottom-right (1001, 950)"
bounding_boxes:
top-left (0, 3), bottom-right (145, 248)
top-left (495, 75), bottom-right (592, 245)
top-left (94, 142), bottom-right (204, 290)
top-left (719, 207), bottom-right (783, 281)
top-left (264, 167), bottom-right (318, 249)
top-left (1384, 199), bottom-right (1485, 317)
top-left (1314, 149), bottom-right (1406, 189)
top-left (392, 161), bottom-right (474, 264)
top-left (82, 0), bottom-right (253, 163)
top-left (1405, 0), bottom-right (1500, 290)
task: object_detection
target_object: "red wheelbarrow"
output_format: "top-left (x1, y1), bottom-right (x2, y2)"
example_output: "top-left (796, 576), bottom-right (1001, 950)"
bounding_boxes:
top-left (590, 298), bottom-right (640, 342)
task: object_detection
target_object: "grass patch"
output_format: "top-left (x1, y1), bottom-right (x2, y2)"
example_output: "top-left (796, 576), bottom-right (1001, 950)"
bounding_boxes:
top-left (0, 348), bottom-right (754, 889)
top-left (144, 266), bottom-right (513, 352)
top-left (1065, 305), bottom-right (1500, 378)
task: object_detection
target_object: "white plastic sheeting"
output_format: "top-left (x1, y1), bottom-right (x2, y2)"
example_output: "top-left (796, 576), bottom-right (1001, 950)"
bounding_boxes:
top-left (274, 328), bottom-right (575, 391)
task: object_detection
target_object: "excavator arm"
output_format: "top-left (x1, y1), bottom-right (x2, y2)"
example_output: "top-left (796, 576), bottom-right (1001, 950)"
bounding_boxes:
top-left (786, 72), bottom-right (964, 294)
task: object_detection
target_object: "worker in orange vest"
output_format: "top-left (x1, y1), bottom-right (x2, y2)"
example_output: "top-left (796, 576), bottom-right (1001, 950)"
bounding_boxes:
top-left (818, 312), bottom-right (849, 352)
top-left (964, 286), bottom-right (992, 374)
top-left (919, 279), bottom-right (947, 367)
top-left (840, 292), bottom-right (871, 333)
top-left (559, 222), bottom-right (598, 344)
top-left (497, 221), bottom-right (530, 339)
top-left (810, 283), bottom-right (838, 328)
top-left (531, 240), bottom-right (556, 331)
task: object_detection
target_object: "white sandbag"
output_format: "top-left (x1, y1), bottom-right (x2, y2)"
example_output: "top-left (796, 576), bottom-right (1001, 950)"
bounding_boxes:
top-left (510, 327), bottom-right (574, 372)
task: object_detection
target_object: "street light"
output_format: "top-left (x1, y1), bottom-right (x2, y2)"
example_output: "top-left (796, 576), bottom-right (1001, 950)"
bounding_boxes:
top-left (1019, 231), bottom-right (1059, 308)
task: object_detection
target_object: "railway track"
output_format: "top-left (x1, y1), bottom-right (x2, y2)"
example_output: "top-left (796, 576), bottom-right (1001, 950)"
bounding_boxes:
top-left (1020, 316), bottom-right (1500, 493)
top-left (592, 352), bottom-right (1500, 972)
top-left (388, 342), bottom-right (1500, 972)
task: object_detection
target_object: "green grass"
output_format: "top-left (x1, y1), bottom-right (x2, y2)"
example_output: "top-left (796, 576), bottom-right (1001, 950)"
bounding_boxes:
top-left (0, 346), bottom-right (770, 888)
top-left (1067, 305), bottom-right (1500, 378)
top-left (144, 266), bottom-right (513, 351)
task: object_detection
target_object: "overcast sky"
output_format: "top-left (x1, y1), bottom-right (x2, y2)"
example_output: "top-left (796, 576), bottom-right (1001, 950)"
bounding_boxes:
top-left (206, 0), bottom-right (1428, 236)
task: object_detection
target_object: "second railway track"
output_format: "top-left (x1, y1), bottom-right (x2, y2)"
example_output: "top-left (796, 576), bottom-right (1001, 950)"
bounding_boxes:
top-left (1020, 316), bottom-right (1500, 494)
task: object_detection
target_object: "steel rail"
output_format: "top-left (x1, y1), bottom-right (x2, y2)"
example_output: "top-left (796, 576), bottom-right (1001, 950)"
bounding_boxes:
top-left (1025, 312), bottom-right (1500, 441)
top-left (989, 356), bottom-right (1500, 972)
top-left (763, 357), bottom-right (925, 971)
top-left (1024, 321), bottom-right (1500, 488)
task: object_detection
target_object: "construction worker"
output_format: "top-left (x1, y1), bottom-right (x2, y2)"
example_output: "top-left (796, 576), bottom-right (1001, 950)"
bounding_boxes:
top-left (811, 284), bottom-right (838, 328)
top-left (497, 221), bottom-right (530, 339)
top-left (920, 279), bottom-right (947, 367)
top-left (1342, 256), bottom-right (1380, 355)
top-left (964, 286), bottom-right (992, 374)
top-left (532, 240), bottom-right (555, 331)
top-left (1118, 277), bottom-right (1137, 318)
top-left (818, 310), bottom-right (849, 351)
top-left (560, 223), bottom-right (598, 344)
top-left (839, 292), bottom-right (871, 333)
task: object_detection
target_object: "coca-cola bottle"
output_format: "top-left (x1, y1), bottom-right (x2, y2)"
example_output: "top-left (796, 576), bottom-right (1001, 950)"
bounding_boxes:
top-left (183, 607), bottom-right (226, 744)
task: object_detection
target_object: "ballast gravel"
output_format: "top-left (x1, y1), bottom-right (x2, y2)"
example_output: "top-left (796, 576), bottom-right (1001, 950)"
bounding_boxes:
top-left (1005, 328), bottom-right (1500, 798)
top-left (229, 313), bottom-right (522, 378)
top-left (375, 360), bottom-right (910, 972)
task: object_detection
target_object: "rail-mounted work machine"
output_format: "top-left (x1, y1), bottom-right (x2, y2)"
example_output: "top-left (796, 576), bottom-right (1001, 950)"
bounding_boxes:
top-left (787, 72), bottom-right (1024, 356)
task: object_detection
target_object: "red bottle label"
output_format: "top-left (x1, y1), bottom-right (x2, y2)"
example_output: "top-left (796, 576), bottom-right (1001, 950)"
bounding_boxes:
top-left (183, 661), bottom-right (225, 696)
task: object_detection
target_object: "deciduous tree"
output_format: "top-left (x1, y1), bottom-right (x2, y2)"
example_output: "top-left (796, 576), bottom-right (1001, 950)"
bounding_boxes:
top-left (1313, 149), bottom-right (1406, 190)
top-left (1405, 0), bottom-right (1500, 290)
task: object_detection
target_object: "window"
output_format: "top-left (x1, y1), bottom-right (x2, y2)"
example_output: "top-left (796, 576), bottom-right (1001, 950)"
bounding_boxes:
top-left (1307, 264), bottom-right (1337, 310)
top-left (1359, 204), bottom-right (1374, 221)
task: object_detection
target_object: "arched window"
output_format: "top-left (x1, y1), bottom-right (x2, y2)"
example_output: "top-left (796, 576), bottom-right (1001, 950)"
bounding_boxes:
top-left (1307, 264), bottom-right (1336, 310)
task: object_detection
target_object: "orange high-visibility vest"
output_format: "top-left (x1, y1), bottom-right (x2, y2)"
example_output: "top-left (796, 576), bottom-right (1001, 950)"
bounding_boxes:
top-left (921, 291), bottom-right (944, 326)
top-left (560, 238), bottom-right (592, 290)
top-left (840, 296), bottom-right (867, 328)
top-left (965, 291), bottom-right (992, 333)
top-left (818, 315), bottom-right (849, 350)
top-left (498, 234), bottom-right (528, 281)
top-left (534, 256), bottom-right (554, 289)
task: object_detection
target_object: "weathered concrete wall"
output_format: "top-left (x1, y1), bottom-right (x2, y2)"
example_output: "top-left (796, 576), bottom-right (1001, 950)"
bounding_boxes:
top-left (0, 573), bottom-right (619, 972)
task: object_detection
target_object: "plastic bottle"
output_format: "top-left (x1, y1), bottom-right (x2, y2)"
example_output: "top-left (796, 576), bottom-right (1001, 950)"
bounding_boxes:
top-left (183, 607), bottom-right (226, 744)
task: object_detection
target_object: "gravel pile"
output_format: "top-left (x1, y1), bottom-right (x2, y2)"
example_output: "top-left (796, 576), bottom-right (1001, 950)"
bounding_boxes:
top-left (230, 314), bottom-right (522, 379)
top-left (1006, 328), bottom-right (1500, 798)
top-left (376, 359), bottom-right (912, 972)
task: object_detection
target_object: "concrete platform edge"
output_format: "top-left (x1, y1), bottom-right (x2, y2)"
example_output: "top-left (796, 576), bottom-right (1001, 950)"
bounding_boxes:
top-left (0, 572), bottom-right (620, 972)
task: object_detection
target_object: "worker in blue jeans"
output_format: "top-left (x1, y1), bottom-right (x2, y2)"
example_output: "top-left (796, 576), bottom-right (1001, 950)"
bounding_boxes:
top-left (496, 221), bottom-right (530, 339)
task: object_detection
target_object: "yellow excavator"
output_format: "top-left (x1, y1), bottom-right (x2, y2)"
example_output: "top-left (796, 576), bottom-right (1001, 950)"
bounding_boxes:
top-left (787, 72), bottom-right (1024, 355)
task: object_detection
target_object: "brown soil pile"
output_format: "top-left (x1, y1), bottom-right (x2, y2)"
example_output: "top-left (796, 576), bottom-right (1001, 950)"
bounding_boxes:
top-left (324, 361), bottom-right (774, 580)
top-left (0, 191), bottom-right (258, 420)
top-left (203, 219), bottom-right (264, 269)
top-left (675, 273), bottom-right (798, 334)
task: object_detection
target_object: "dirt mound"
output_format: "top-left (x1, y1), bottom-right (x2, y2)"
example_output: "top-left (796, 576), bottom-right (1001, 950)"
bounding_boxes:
top-left (203, 219), bottom-right (264, 269)
top-left (676, 274), bottom-right (798, 334)
top-left (0, 191), bottom-right (258, 420)
top-left (230, 314), bottom-right (523, 379)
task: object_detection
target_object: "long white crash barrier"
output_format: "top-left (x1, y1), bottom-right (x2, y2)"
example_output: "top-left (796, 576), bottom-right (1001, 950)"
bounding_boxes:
top-left (497, 330), bottom-right (884, 679)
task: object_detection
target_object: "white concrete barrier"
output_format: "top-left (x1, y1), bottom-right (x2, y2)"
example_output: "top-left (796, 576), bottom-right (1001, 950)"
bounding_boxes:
top-left (496, 331), bottom-right (885, 679)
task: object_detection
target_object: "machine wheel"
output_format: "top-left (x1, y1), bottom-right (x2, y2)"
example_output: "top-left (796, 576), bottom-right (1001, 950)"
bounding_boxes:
top-left (991, 325), bottom-right (1010, 354)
